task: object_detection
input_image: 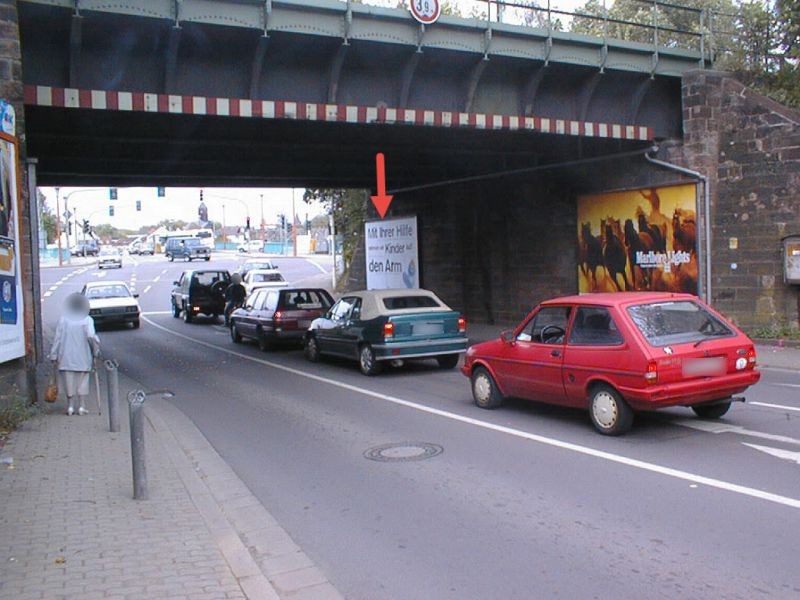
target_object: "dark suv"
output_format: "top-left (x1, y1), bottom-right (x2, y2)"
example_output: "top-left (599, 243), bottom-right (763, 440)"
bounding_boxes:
top-left (171, 269), bottom-right (230, 323)
top-left (165, 237), bottom-right (210, 262)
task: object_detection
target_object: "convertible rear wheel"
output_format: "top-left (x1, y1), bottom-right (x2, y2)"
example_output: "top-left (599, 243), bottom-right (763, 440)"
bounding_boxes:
top-left (692, 401), bottom-right (731, 419)
top-left (436, 354), bottom-right (460, 369)
top-left (358, 344), bottom-right (382, 376)
top-left (471, 367), bottom-right (503, 409)
top-left (257, 330), bottom-right (272, 352)
top-left (230, 323), bottom-right (242, 343)
top-left (304, 335), bottom-right (320, 362)
top-left (588, 384), bottom-right (633, 436)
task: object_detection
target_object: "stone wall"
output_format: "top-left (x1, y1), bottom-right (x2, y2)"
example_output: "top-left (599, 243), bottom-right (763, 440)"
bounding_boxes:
top-left (678, 70), bottom-right (800, 330)
top-left (0, 0), bottom-right (35, 407)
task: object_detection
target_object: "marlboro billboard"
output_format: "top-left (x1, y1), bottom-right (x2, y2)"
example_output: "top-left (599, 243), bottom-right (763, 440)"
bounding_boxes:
top-left (577, 183), bottom-right (698, 295)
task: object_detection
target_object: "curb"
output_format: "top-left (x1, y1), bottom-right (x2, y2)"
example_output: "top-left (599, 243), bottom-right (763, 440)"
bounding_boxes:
top-left (144, 397), bottom-right (344, 600)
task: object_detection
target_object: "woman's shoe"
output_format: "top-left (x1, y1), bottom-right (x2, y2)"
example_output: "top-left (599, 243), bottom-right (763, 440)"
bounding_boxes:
top-left (78, 407), bottom-right (89, 416)
top-left (67, 407), bottom-right (74, 416)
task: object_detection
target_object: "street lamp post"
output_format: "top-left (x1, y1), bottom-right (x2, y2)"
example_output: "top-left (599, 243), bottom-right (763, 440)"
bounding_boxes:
top-left (54, 187), bottom-right (63, 266)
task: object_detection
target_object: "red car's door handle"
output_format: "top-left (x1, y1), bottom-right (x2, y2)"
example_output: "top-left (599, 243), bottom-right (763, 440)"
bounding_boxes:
top-left (550, 349), bottom-right (561, 357)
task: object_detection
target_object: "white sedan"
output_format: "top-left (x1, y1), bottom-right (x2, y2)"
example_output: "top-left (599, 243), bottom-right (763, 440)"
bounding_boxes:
top-left (81, 281), bottom-right (141, 329)
top-left (243, 269), bottom-right (289, 294)
top-left (97, 246), bottom-right (122, 269)
top-left (237, 240), bottom-right (264, 253)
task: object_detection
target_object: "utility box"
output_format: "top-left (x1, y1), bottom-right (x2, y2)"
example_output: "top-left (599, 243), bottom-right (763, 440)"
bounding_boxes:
top-left (782, 235), bottom-right (800, 284)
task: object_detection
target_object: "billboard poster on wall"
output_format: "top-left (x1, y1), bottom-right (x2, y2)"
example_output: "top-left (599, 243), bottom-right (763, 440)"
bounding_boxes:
top-left (577, 183), bottom-right (698, 295)
top-left (0, 102), bottom-right (25, 363)
top-left (365, 216), bottom-right (419, 290)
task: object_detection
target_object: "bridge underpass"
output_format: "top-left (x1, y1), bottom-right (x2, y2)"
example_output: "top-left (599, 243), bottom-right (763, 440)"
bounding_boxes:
top-left (19, 0), bottom-right (705, 323)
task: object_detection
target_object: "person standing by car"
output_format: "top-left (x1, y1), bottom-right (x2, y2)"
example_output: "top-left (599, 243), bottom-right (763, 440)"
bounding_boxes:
top-left (224, 272), bottom-right (247, 327)
top-left (49, 293), bottom-right (101, 415)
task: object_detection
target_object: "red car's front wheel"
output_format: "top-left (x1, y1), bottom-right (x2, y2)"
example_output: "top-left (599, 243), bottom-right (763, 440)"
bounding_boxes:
top-left (471, 367), bottom-right (503, 409)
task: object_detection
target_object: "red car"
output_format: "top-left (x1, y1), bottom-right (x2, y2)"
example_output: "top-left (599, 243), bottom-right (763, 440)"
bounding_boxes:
top-left (462, 292), bottom-right (760, 435)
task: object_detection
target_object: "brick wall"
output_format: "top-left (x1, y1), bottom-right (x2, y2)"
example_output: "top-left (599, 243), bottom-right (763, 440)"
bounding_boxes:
top-left (0, 0), bottom-right (34, 406)
top-left (678, 70), bottom-right (800, 330)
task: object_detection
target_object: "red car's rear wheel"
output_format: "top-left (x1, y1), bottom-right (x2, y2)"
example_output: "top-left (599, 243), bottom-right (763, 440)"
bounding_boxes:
top-left (588, 384), bottom-right (633, 436)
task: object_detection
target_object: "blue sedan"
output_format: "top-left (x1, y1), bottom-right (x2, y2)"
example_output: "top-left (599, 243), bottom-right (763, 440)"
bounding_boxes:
top-left (304, 289), bottom-right (468, 375)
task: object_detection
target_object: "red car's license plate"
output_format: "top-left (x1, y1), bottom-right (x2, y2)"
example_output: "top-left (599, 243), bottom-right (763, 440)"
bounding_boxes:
top-left (682, 357), bottom-right (726, 377)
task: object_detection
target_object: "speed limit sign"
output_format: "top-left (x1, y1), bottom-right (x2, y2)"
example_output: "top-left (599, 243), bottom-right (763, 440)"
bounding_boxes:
top-left (409, 0), bottom-right (441, 25)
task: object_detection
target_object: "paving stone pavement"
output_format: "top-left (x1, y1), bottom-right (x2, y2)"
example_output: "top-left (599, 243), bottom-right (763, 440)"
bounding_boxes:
top-left (0, 370), bottom-right (344, 600)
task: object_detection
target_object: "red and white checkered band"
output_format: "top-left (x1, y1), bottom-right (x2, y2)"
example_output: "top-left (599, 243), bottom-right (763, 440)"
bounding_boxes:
top-left (24, 85), bottom-right (654, 142)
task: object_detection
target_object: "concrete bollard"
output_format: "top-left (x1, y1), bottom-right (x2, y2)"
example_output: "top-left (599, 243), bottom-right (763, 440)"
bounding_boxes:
top-left (104, 359), bottom-right (120, 433)
top-left (127, 390), bottom-right (147, 500)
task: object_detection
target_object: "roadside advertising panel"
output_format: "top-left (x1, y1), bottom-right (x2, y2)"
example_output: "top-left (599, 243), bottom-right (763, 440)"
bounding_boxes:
top-left (0, 100), bottom-right (25, 363)
top-left (365, 216), bottom-right (419, 290)
top-left (577, 183), bottom-right (699, 295)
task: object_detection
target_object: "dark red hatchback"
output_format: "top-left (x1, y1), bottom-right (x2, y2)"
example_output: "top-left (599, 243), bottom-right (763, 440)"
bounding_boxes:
top-left (462, 292), bottom-right (761, 435)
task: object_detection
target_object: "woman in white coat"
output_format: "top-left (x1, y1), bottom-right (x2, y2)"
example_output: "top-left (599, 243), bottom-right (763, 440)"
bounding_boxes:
top-left (49, 293), bottom-right (100, 415)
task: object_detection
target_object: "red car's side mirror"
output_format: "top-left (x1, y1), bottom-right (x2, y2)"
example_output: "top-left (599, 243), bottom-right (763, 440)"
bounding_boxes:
top-left (500, 330), bottom-right (515, 345)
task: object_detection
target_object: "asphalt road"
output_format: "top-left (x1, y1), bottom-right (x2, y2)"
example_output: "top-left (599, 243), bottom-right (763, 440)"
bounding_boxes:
top-left (41, 253), bottom-right (800, 600)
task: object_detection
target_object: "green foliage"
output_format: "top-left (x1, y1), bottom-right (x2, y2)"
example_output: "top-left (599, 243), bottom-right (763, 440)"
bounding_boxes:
top-left (302, 189), bottom-right (367, 270)
top-left (751, 324), bottom-right (800, 340)
top-left (0, 397), bottom-right (39, 432)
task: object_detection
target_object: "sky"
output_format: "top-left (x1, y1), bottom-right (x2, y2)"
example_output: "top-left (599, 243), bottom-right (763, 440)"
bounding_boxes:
top-left (39, 187), bottom-right (326, 232)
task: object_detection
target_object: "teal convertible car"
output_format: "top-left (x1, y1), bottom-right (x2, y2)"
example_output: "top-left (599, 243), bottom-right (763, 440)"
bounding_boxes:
top-left (304, 289), bottom-right (468, 375)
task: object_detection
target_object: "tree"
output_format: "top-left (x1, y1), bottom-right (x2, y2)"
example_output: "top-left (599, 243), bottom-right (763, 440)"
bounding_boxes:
top-left (38, 190), bottom-right (57, 244)
top-left (302, 189), bottom-right (367, 271)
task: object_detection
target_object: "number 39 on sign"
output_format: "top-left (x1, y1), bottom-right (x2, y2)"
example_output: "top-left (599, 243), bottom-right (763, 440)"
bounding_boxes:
top-left (409, 0), bottom-right (441, 24)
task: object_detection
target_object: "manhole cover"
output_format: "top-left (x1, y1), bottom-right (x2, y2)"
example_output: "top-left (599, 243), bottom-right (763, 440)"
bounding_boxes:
top-left (364, 442), bottom-right (443, 463)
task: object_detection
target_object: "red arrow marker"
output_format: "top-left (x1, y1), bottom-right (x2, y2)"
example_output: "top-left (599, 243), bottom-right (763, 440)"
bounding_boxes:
top-left (370, 153), bottom-right (393, 219)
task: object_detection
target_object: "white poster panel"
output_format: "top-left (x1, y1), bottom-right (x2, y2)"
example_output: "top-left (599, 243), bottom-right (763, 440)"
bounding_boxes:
top-left (0, 131), bottom-right (24, 363)
top-left (365, 216), bottom-right (419, 290)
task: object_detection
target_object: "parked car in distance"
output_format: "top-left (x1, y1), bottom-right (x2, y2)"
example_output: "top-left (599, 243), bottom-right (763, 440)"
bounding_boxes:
top-left (230, 288), bottom-right (334, 350)
top-left (238, 259), bottom-right (277, 279)
top-left (171, 269), bottom-right (230, 323)
top-left (71, 241), bottom-right (98, 257)
top-left (305, 288), bottom-right (468, 375)
top-left (81, 280), bottom-right (140, 329)
top-left (237, 240), bottom-right (264, 253)
top-left (243, 269), bottom-right (288, 294)
top-left (165, 237), bottom-right (210, 262)
top-left (97, 246), bottom-right (122, 269)
top-left (462, 292), bottom-right (761, 435)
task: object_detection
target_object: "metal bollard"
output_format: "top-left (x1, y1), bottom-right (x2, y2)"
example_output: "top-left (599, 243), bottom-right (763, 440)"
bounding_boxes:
top-left (127, 390), bottom-right (148, 500)
top-left (104, 359), bottom-right (120, 433)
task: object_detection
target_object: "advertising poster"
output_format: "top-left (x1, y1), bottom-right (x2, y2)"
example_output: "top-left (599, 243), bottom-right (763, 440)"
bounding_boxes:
top-left (365, 216), bottom-right (419, 290)
top-left (0, 121), bottom-right (24, 362)
top-left (577, 183), bottom-right (698, 295)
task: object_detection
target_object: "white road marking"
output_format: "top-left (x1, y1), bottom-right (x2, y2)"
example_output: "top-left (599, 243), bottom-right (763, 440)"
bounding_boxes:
top-left (153, 275), bottom-right (160, 282)
top-left (671, 418), bottom-right (800, 446)
top-left (143, 285), bottom-right (151, 294)
top-left (48, 286), bottom-right (57, 292)
top-left (305, 258), bottom-right (329, 274)
top-left (141, 311), bottom-right (172, 316)
top-left (768, 383), bottom-right (800, 389)
top-left (750, 401), bottom-right (800, 413)
top-left (43, 291), bottom-right (52, 298)
top-left (142, 315), bottom-right (800, 511)
top-left (743, 443), bottom-right (800, 465)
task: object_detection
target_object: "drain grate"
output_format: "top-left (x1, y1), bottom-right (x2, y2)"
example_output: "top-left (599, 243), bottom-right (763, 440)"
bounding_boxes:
top-left (364, 442), bottom-right (443, 463)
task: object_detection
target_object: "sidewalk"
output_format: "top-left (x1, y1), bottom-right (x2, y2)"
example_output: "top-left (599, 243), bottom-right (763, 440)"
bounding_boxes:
top-left (0, 370), bottom-right (343, 600)
top-left (467, 323), bottom-right (799, 371)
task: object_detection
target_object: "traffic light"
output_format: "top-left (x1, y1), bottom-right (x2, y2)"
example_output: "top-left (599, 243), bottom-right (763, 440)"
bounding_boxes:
top-left (246, 216), bottom-right (251, 230)
top-left (82, 219), bottom-right (90, 234)
top-left (109, 205), bottom-right (114, 217)
top-left (287, 222), bottom-right (293, 234)
top-left (279, 214), bottom-right (286, 229)
top-left (68, 221), bottom-right (72, 235)
top-left (136, 200), bottom-right (141, 211)
top-left (157, 187), bottom-right (165, 197)
top-left (109, 188), bottom-right (118, 200)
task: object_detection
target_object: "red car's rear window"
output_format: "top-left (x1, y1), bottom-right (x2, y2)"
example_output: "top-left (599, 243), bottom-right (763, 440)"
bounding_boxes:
top-left (626, 300), bottom-right (733, 347)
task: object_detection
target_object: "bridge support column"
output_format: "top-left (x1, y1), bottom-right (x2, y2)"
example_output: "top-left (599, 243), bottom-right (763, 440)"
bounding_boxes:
top-left (0, 0), bottom-right (38, 407)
